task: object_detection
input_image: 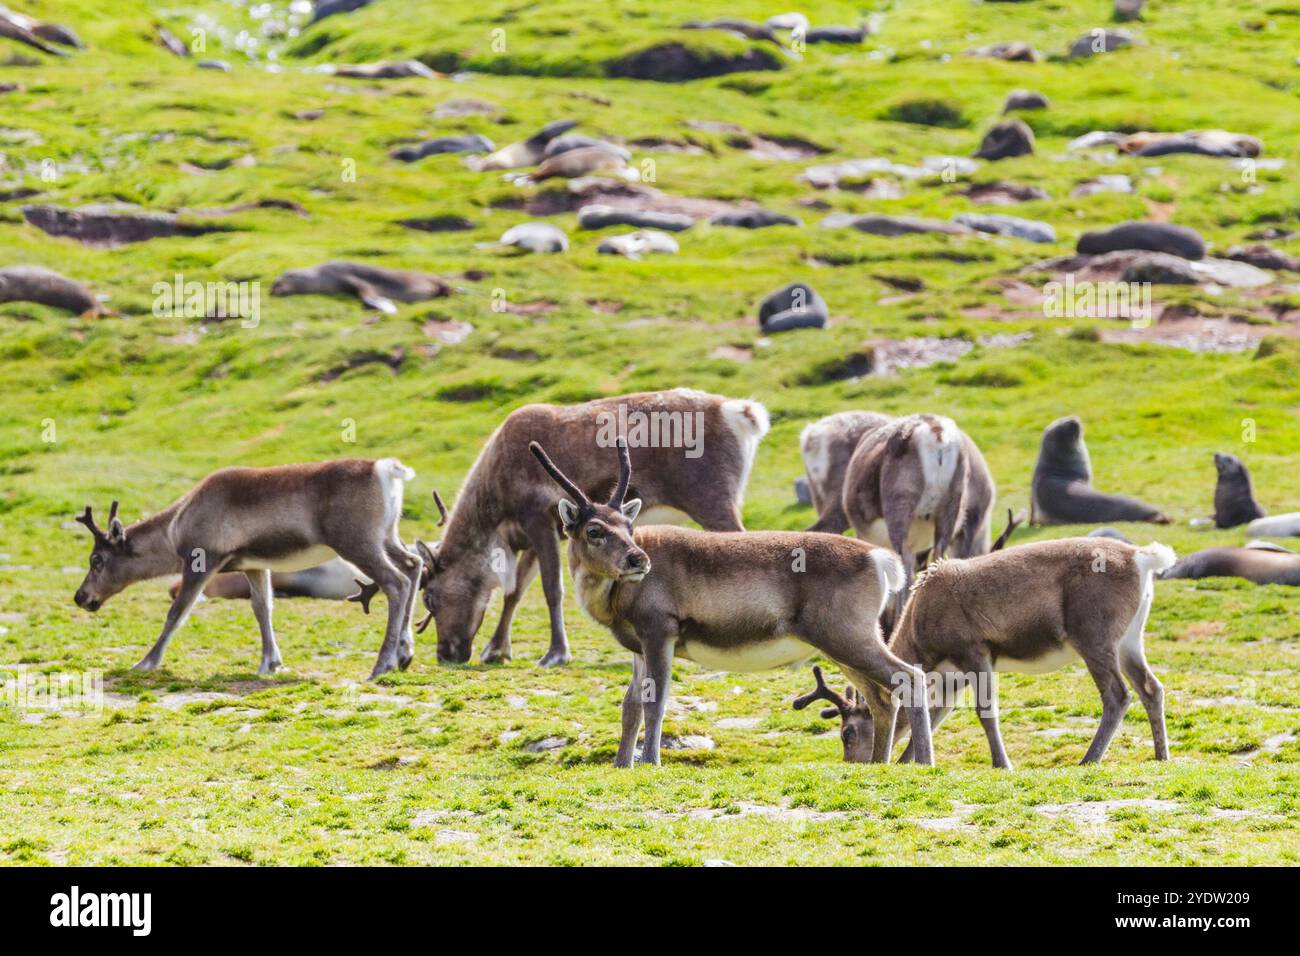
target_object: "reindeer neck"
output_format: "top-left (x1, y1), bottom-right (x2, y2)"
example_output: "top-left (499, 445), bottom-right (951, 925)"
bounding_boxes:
top-left (436, 458), bottom-right (510, 564)
top-left (123, 505), bottom-right (185, 580)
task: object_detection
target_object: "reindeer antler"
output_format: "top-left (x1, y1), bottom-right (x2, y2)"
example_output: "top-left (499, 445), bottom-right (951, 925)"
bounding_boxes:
top-left (74, 500), bottom-right (119, 545)
top-left (792, 665), bottom-right (851, 718)
top-left (991, 508), bottom-right (1026, 552)
top-left (529, 441), bottom-right (589, 505)
top-left (608, 438), bottom-right (631, 509)
top-left (415, 608), bottom-right (435, 634)
top-left (432, 489), bottom-right (449, 527)
top-left (346, 579), bottom-right (381, 615)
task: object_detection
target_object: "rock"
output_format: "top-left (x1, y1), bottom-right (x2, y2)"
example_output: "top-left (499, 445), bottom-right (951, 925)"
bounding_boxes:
top-left (605, 42), bottom-right (782, 82)
top-left (21, 203), bottom-right (224, 247)
top-left (1068, 29), bottom-right (1134, 58)
top-left (390, 134), bottom-right (494, 162)
top-left (1003, 89), bottom-right (1049, 112)
top-left (806, 25), bottom-right (869, 44)
top-left (967, 41), bottom-right (1039, 62)
top-left (577, 204), bottom-right (694, 232)
top-left (1113, 0), bottom-right (1144, 21)
top-left (1189, 258), bottom-right (1273, 288)
top-left (597, 230), bottom-right (680, 258)
top-left (960, 181), bottom-right (1048, 204)
top-left (794, 476), bottom-right (812, 506)
top-left (498, 222), bottom-right (568, 253)
top-left (1071, 175), bottom-right (1133, 197)
top-left (659, 734), bottom-right (715, 751)
top-left (759, 281), bottom-right (828, 333)
top-left (953, 213), bottom-right (1056, 243)
top-left (800, 156), bottom-right (977, 188)
top-left (1225, 244), bottom-right (1300, 272)
top-left (523, 736), bottom-right (568, 753)
top-left (1077, 221), bottom-right (1206, 260)
top-left (330, 60), bottom-right (438, 80)
top-left (312, 0), bottom-right (379, 22)
top-left (974, 119), bottom-right (1035, 161)
top-left (197, 59), bottom-right (231, 72)
top-left (823, 214), bottom-right (970, 237)
top-left (709, 209), bottom-right (801, 228)
top-left (157, 26), bottom-right (189, 58)
top-left (1107, 251), bottom-right (1200, 284)
top-left (398, 215), bottom-right (476, 233)
top-left (1074, 250), bottom-right (1271, 288)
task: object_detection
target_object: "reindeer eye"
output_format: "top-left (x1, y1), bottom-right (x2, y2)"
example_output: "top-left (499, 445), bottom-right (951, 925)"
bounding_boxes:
top-left (842, 727), bottom-right (855, 740)
top-left (586, 526), bottom-right (605, 542)
top-left (90, 554), bottom-right (104, 570)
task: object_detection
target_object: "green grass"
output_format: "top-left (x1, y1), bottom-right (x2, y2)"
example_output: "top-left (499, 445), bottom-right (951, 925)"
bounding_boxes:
top-left (1, 0), bottom-right (1299, 865)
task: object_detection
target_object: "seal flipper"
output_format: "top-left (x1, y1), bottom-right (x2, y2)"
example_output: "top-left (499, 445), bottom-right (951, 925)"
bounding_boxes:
top-left (340, 276), bottom-right (396, 313)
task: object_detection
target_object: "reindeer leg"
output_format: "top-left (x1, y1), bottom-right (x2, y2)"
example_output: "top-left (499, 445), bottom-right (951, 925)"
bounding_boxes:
top-left (136, 559), bottom-right (222, 671)
top-left (967, 656), bottom-right (1012, 769)
top-left (528, 524), bottom-right (570, 667)
top-left (1078, 646), bottom-right (1131, 764)
top-left (341, 549), bottom-right (412, 679)
top-left (836, 638), bottom-right (933, 765)
top-left (245, 569), bottom-right (283, 675)
top-left (481, 549), bottom-right (537, 664)
top-left (636, 626), bottom-right (677, 766)
top-left (614, 653), bottom-right (645, 768)
top-left (1120, 646), bottom-right (1168, 761)
top-left (384, 540), bottom-right (422, 669)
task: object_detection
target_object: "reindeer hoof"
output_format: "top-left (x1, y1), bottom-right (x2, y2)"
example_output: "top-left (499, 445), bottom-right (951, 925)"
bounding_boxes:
top-left (369, 661), bottom-right (396, 680)
top-left (480, 645), bottom-right (511, 665)
top-left (536, 648), bottom-right (571, 668)
top-left (398, 653), bottom-right (413, 672)
top-left (133, 657), bottom-right (160, 672)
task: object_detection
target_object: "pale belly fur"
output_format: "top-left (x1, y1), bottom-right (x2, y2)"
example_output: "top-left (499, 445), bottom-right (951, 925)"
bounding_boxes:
top-left (865, 518), bottom-right (935, 554)
top-left (243, 545), bottom-right (339, 573)
top-left (992, 644), bottom-right (1080, 674)
top-left (677, 636), bottom-right (814, 673)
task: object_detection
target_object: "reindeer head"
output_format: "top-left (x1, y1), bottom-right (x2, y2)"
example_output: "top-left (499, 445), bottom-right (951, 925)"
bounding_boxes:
top-left (793, 665), bottom-right (875, 763)
top-left (530, 439), bottom-right (648, 583)
top-left (72, 501), bottom-right (130, 611)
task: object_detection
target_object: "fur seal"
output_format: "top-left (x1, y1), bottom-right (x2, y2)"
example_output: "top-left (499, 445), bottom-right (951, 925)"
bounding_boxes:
top-left (510, 145), bottom-right (636, 184)
top-left (390, 134), bottom-right (494, 162)
top-left (495, 222), bottom-right (568, 253)
top-left (470, 120), bottom-right (577, 172)
top-left (709, 209), bottom-right (801, 229)
top-left (1003, 89), bottom-right (1049, 112)
top-left (544, 135), bottom-right (629, 160)
top-left (271, 261), bottom-right (452, 312)
top-left (1087, 527), bottom-right (1134, 543)
top-left (974, 119), bottom-right (1035, 160)
top-left (1247, 513), bottom-right (1300, 538)
top-left (0, 265), bottom-right (100, 315)
top-left (576, 205), bottom-right (694, 232)
top-left (759, 281), bottom-right (828, 333)
top-left (1211, 453), bottom-right (1266, 529)
top-left (596, 230), bottom-right (679, 258)
top-left (0, 10), bottom-right (74, 56)
top-left (1161, 544), bottom-right (1300, 586)
top-left (1031, 416), bottom-right (1171, 525)
top-left (1077, 221), bottom-right (1206, 260)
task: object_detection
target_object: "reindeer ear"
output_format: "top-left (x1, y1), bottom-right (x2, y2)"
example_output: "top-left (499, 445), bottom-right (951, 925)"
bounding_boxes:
top-left (621, 498), bottom-right (642, 523)
top-left (557, 499), bottom-right (580, 532)
top-left (414, 539), bottom-right (438, 571)
top-left (107, 516), bottom-right (126, 546)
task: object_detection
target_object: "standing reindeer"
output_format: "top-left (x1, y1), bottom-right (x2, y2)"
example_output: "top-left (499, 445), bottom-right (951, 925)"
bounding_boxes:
top-left (400, 389), bottom-right (769, 666)
top-left (801, 537), bottom-right (1176, 768)
top-left (528, 438), bottom-right (934, 767)
top-left (72, 459), bottom-right (422, 678)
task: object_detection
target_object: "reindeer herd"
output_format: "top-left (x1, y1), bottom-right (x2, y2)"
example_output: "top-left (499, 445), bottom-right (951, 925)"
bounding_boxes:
top-left (72, 388), bottom-right (1180, 770)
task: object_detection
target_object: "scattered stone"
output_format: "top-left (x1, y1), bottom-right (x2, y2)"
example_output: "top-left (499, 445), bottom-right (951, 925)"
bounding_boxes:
top-left (714, 716), bottom-right (762, 730)
top-left (21, 203), bottom-right (225, 247)
top-left (523, 736), bottom-right (568, 753)
top-left (806, 24), bottom-right (870, 44)
top-left (659, 734), bottom-right (716, 751)
top-left (1071, 174), bottom-right (1133, 197)
top-left (974, 119), bottom-right (1035, 161)
top-left (577, 204), bottom-right (694, 232)
top-left (968, 41), bottom-right (1039, 62)
top-left (1114, 0), bottom-right (1144, 21)
top-left (390, 134), bottom-right (494, 162)
top-left (800, 155), bottom-right (977, 188)
top-left (497, 222), bottom-right (568, 253)
top-left (954, 212), bottom-right (1056, 242)
top-left (157, 25), bottom-right (188, 58)
top-left (329, 60), bottom-right (439, 80)
top-left (434, 98), bottom-right (496, 118)
top-left (422, 319), bottom-right (473, 344)
top-left (597, 229), bottom-right (680, 258)
top-left (398, 214), bottom-right (476, 232)
top-left (1068, 29), bottom-right (1134, 58)
top-left (709, 344), bottom-right (753, 363)
top-left (960, 181), bottom-right (1048, 204)
top-left (759, 281), bottom-right (828, 333)
top-left (1225, 244), bottom-right (1300, 272)
top-left (709, 209), bottom-right (801, 229)
top-left (435, 828), bottom-right (478, 845)
top-left (197, 59), bottom-right (231, 72)
top-left (1003, 89), bottom-right (1049, 112)
top-left (1077, 220), bottom-right (1206, 259)
top-left (605, 42), bottom-right (781, 82)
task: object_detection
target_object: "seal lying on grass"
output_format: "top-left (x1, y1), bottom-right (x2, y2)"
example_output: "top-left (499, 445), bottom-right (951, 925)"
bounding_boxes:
top-left (1031, 416), bottom-right (1171, 525)
top-left (271, 261), bottom-right (453, 312)
top-left (1161, 543), bottom-right (1300, 586)
top-left (0, 265), bottom-right (101, 315)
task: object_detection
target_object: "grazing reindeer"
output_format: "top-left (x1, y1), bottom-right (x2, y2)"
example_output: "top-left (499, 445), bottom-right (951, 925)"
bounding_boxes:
top-left (528, 439), bottom-right (934, 767)
top-left (72, 459), bottom-right (422, 678)
top-left (404, 389), bottom-right (769, 666)
top-left (838, 413), bottom-right (993, 586)
top-left (835, 537), bottom-right (1176, 768)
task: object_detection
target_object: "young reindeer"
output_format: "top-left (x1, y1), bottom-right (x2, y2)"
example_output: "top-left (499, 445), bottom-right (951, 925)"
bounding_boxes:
top-left (72, 459), bottom-right (423, 678)
top-left (528, 439), bottom-right (934, 767)
top-left (805, 537), bottom-right (1176, 768)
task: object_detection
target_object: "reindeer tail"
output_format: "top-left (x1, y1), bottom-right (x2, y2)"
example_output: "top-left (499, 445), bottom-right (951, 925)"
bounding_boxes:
top-left (867, 548), bottom-right (906, 616)
top-left (1136, 542), bottom-right (1177, 579)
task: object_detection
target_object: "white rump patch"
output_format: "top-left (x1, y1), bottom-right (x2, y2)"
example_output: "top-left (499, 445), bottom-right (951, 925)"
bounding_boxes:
top-left (720, 399), bottom-right (770, 501)
top-left (913, 416), bottom-right (961, 518)
top-left (374, 457), bottom-right (414, 532)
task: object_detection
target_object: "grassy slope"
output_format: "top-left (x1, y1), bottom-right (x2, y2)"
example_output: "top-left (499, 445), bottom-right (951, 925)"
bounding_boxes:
top-left (1, 0), bottom-right (1299, 864)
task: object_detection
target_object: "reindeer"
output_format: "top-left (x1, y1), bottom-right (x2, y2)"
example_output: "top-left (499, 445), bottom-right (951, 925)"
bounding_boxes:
top-left (72, 459), bottom-right (422, 678)
top-left (528, 438), bottom-right (934, 767)
top-left (800, 537), bottom-right (1176, 768)
top-left (386, 389), bottom-right (769, 667)
top-left (803, 412), bottom-right (996, 581)
top-left (836, 413), bottom-right (993, 586)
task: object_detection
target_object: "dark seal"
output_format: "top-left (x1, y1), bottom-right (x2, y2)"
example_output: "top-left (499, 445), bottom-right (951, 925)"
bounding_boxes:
top-left (1162, 546), bottom-right (1300, 587)
top-left (1031, 416), bottom-right (1170, 525)
top-left (1212, 452), bottom-right (1265, 529)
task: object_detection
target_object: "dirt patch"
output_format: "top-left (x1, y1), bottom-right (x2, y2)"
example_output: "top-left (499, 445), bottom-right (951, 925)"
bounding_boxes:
top-left (158, 691), bottom-right (237, 711)
top-left (1100, 317), bottom-right (1289, 354)
top-left (648, 800), bottom-right (847, 823)
top-left (1035, 798), bottom-right (1182, 827)
top-left (708, 344), bottom-right (753, 363)
top-left (398, 215), bottom-right (476, 233)
top-left (422, 319), bottom-right (473, 344)
top-left (318, 347), bottom-right (405, 382)
top-left (527, 177), bottom-right (744, 219)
